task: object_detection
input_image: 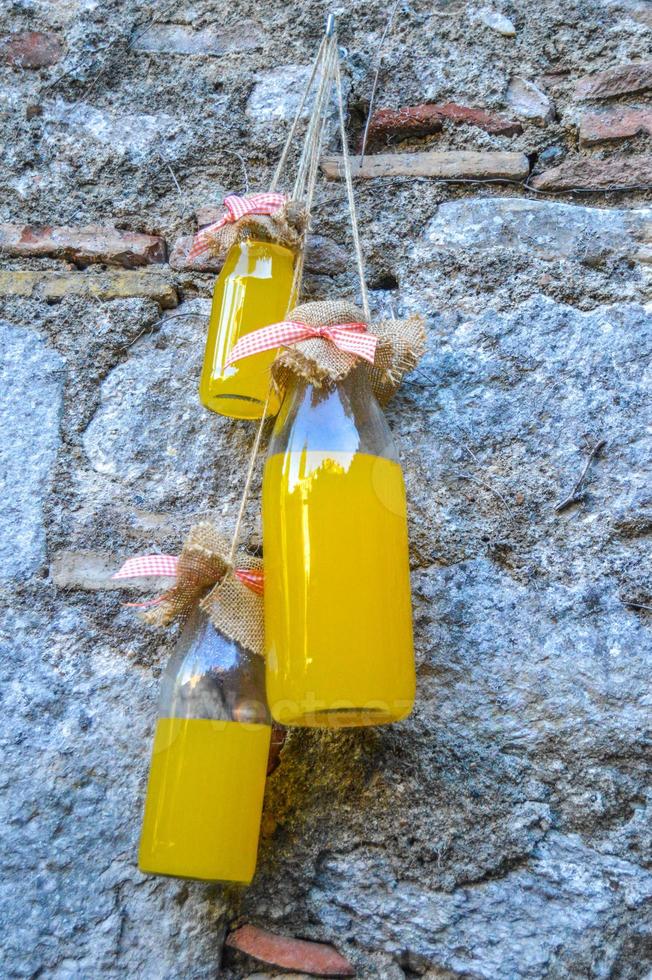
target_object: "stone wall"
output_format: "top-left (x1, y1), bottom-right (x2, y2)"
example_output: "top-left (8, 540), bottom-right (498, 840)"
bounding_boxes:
top-left (1, 0), bottom-right (651, 977)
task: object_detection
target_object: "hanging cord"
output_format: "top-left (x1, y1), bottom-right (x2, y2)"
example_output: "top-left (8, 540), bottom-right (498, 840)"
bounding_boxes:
top-left (226, 30), bottom-right (338, 565)
top-left (303, 39), bottom-right (339, 211)
top-left (292, 37), bottom-right (337, 203)
top-left (334, 51), bottom-right (370, 319)
top-left (359, 0), bottom-right (401, 163)
top-left (226, 386), bottom-right (272, 566)
top-left (270, 34), bottom-right (328, 193)
top-left (226, 26), bottom-right (372, 564)
top-left (289, 35), bottom-right (339, 303)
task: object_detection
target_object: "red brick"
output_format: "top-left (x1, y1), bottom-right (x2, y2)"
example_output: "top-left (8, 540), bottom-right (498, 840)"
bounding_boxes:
top-left (226, 925), bottom-right (355, 977)
top-left (1, 31), bottom-right (65, 69)
top-left (362, 102), bottom-right (522, 146)
top-left (363, 106), bottom-right (442, 144)
top-left (0, 224), bottom-right (166, 269)
top-left (579, 107), bottom-right (652, 145)
top-left (437, 102), bottom-right (523, 135)
top-left (574, 62), bottom-right (652, 100)
top-left (531, 155), bottom-right (652, 191)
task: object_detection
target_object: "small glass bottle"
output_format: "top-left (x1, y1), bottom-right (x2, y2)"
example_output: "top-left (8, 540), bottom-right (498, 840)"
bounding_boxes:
top-left (199, 240), bottom-right (296, 419)
top-left (138, 606), bottom-right (271, 884)
top-left (262, 365), bottom-right (415, 728)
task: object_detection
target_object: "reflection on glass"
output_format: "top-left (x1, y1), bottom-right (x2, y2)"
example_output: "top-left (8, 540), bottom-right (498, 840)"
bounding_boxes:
top-left (199, 240), bottom-right (295, 419)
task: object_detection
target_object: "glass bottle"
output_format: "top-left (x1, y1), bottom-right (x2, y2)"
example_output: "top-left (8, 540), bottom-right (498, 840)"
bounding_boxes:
top-left (262, 365), bottom-right (415, 728)
top-left (138, 606), bottom-right (271, 884)
top-left (199, 239), bottom-right (296, 419)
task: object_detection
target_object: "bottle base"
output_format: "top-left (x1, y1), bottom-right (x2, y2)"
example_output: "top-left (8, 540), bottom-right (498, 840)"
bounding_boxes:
top-left (272, 704), bottom-right (414, 729)
top-left (200, 390), bottom-right (280, 420)
top-left (138, 863), bottom-right (254, 885)
top-left (199, 391), bottom-right (266, 420)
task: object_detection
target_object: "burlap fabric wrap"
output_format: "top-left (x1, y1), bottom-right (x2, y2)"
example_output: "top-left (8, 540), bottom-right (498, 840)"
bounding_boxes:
top-left (143, 523), bottom-right (264, 658)
top-left (204, 198), bottom-right (307, 255)
top-left (272, 299), bottom-right (426, 404)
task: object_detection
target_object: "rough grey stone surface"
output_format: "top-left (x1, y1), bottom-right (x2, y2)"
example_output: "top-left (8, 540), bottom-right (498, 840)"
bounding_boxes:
top-left (0, 320), bottom-right (64, 581)
top-left (42, 99), bottom-right (184, 164)
top-left (411, 199), bottom-right (651, 314)
top-left (310, 832), bottom-right (652, 978)
top-left (82, 302), bottom-right (218, 500)
top-left (472, 7), bottom-right (517, 38)
top-left (426, 198), bottom-right (652, 264)
top-left (247, 65), bottom-right (314, 123)
top-left (240, 296), bottom-right (652, 977)
top-left (1, 0), bottom-right (651, 977)
top-left (506, 77), bottom-right (555, 123)
top-left (0, 603), bottom-right (227, 980)
top-left (132, 22), bottom-right (267, 57)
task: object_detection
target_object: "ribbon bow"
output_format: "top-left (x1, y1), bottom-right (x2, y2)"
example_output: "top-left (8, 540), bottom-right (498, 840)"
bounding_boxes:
top-left (111, 523), bottom-right (265, 653)
top-left (113, 554), bottom-right (264, 601)
top-left (226, 320), bottom-right (378, 367)
top-left (188, 192), bottom-right (288, 260)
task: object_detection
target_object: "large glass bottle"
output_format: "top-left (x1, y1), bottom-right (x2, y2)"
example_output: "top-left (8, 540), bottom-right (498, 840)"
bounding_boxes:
top-left (138, 606), bottom-right (271, 883)
top-left (199, 240), bottom-right (295, 419)
top-left (262, 366), bottom-right (415, 728)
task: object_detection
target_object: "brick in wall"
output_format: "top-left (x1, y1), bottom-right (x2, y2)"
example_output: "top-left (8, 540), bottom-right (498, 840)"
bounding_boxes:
top-left (0, 224), bottom-right (166, 268)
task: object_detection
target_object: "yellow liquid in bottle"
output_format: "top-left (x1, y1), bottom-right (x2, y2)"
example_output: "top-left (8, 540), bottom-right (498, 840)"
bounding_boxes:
top-left (262, 451), bottom-right (415, 728)
top-left (199, 239), bottom-right (295, 419)
top-left (138, 718), bottom-right (271, 883)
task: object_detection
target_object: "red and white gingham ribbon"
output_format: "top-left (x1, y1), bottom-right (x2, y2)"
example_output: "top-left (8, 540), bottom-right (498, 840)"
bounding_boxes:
top-left (113, 555), bottom-right (179, 580)
top-left (226, 320), bottom-right (378, 367)
top-left (233, 568), bottom-right (265, 595)
top-left (112, 556), bottom-right (264, 595)
top-left (188, 193), bottom-right (288, 260)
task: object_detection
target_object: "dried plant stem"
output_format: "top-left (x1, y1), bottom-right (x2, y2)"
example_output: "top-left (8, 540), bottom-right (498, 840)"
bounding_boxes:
top-left (359, 0), bottom-right (401, 162)
top-left (457, 470), bottom-right (514, 518)
top-left (622, 599), bottom-right (652, 613)
top-left (120, 311), bottom-right (207, 351)
top-left (555, 439), bottom-right (606, 513)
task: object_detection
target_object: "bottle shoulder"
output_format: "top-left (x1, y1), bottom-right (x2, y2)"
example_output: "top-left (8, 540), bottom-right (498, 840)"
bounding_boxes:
top-left (216, 238), bottom-right (296, 283)
top-left (268, 368), bottom-right (398, 461)
top-left (159, 608), bottom-right (269, 724)
top-left (231, 238), bottom-right (296, 263)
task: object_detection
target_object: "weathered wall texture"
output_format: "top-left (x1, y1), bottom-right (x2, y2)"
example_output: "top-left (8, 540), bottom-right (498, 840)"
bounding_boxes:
top-left (1, 0), bottom-right (651, 977)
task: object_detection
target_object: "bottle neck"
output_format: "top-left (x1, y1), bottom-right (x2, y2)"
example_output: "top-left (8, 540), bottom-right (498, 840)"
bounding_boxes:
top-left (160, 607), bottom-right (270, 724)
top-left (268, 364), bottom-right (397, 461)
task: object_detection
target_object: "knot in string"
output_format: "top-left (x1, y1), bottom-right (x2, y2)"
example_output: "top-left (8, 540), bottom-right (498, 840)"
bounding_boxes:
top-left (188, 192), bottom-right (288, 260)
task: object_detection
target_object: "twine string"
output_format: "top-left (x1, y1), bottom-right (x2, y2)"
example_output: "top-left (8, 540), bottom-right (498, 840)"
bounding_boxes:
top-left (226, 25), bottom-right (370, 562)
top-left (227, 384), bottom-right (273, 566)
top-left (293, 36), bottom-right (337, 204)
top-left (270, 34), bottom-right (328, 194)
top-left (303, 39), bottom-right (338, 213)
top-left (289, 35), bottom-right (339, 303)
top-left (226, 29), bottom-right (338, 564)
top-left (334, 51), bottom-right (370, 319)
